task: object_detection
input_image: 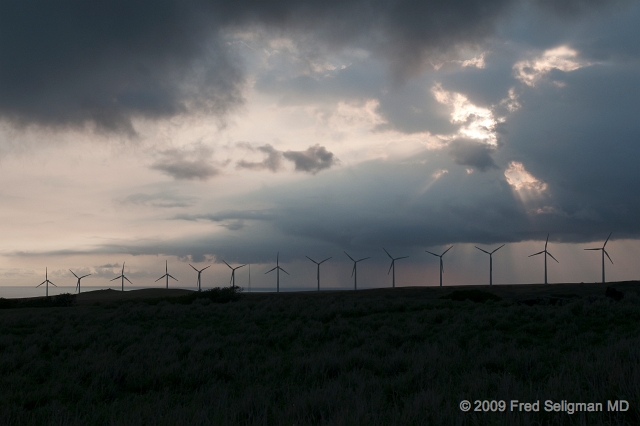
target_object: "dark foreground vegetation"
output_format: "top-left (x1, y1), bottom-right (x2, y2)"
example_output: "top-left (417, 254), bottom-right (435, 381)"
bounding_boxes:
top-left (0, 283), bottom-right (639, 425)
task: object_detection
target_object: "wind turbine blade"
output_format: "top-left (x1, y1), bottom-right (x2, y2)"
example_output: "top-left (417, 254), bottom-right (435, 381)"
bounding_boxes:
top-left (492, 244), bottom-right (505, 254)
top-left (36, 282), bottom-right (44, 287)
top-left (110, 276), bottom-right (121, 281)
top-left (50, 281), bottom-right (57, 287)
top-left (238, 264), bottom-right (247, 269)
top-left (69, 269), bottom-right (79, 278)
top-left (475, 246), bottom-right (489, 254)
top-left (320, 257), bottom-right (332, 264)
top-left (124, 277), bottom-right (133, 284)
top-left (306, 256), bottom-right (317, 263)
top-left (80, 274), bottom-right (91, 279)
top-left (397, 256), bottom-right (409, 260)
top-left (383, 248), bottom-right (392, 259)
top-left (222, 260), bottom-right (232, 269)
top-left (351, 265), bottom-right (356, 277)
top-left (155, 276), bottom-right (164, 282)
top-left (230, 275), bottom-right (233, 285)
top-left (603, 232), bottom-right (612, 248)
top-left (358, 257), bottom-right (371, 262)
top-left (388, 261), bottom-right (393, 274)
top-left (169, 275), bottom-right (178, 281)
top-left (189, 264), bottom-right (198, 272)
top-left (547, 252), bottom-right (559, 263)
top-left (425, 250), bottom-right (439, 257)
top-left (442, 246), bottom-right (453, 256)
top-left (584, 248), bottom-right (600, 251)
top-left (265, 267), bottom-right (277, 274)
top-left (545, 234), bottom-right (549, 250)
top-left (528, 251), bottom-right (544, 257)
top-left (604, 249), bottom-right (613, 264)
top-left (344, 251), bottom-right (355, 262)
top-left (280, 267), bottom-right (290, 275)
top-left (202, 265), bottom-right (211, 271)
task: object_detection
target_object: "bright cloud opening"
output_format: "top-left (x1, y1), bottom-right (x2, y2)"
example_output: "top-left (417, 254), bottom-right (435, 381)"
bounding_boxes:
top-left (431, 84), bottom-right (498, 145)
top-left (513, 45), bottom-right (591, 87)
top-left (504, 161), bottom-right (547, 196)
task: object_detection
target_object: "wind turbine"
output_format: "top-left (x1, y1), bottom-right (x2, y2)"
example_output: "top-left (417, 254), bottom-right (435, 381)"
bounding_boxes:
top-left (425, 246), bottom-right (453, 287)
top-left (383, 248), bottom-right (408, 288)
top-left (69, 269), bottom-right (91, 294)
top-left (265, 252), bottom-right (289, 292)
top-left (528, 234), bottom-right (558, 284)
top-left (584, 232), bottom-right (613, 283)
top-left (36, 268), bottom-right (57, 297)
top-left (474, 244), bottom-right (505, 286)
top-left (223, 260), bottom-right (246, 290)
top-left (306, 256), bottom-right (331, 291)
top-left (155, 260), bottom-right (178, 289)
top-left (344, 251), bottom-right (370, 290)
top-left (248, 264), bottom-right (251, 292)
top-left (110, 263), bottom-right (132, 291)
top-left (189, 264), bottom-right (210, 292)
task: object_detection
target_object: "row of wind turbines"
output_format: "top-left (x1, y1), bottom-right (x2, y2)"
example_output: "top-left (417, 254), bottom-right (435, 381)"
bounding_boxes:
top-left (36, 233), bottom-right (615, 296)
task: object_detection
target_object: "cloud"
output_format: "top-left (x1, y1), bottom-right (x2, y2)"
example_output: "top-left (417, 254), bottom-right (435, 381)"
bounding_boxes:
top-left (448, 139), bottom-right (497, 171)
top-left (283, 144), bottom-right (339, 174)
top-left (237, 143), bottom-right (338, 174)
top-left (2, 0), bottom-right (617, 135)
top-left (236, 144), bottom-right (284, 172)
top-left (151, 145), bottom-right (220, 181)
top-left (513, 45), bottom-right (592, 86)
top-left (119, 192), bottom-right (198, 208)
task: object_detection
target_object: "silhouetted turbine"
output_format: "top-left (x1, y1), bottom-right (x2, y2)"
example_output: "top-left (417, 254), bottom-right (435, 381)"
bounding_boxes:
top-left (383, 248), bottom-right (408, 288)
top-left (528, 234), bottom-right (558, 284)
top-left (425, 246), bottom-right (453, 287)
top-left (266, 252), bottom-right (289, 292)
top-left (223, 260), bottom-right (246, 290)
top-left (584, 232), bottom-right (613, 284)
top-left (155, 260), bottom-right (178, 289)
top-left (36, 267), bottom-right (57, 297)
top-left (344, 251), bottom-right (370, 291)
top-left (70, 269), bottom-right (91, 294)
top-left (474, 244), bottom-right (505, 286)
top-left (189, 264), bottom-right (210, 292)
top-left (306, 256), bottom-right (331, 291)
top-left (110, 263), bottom-right (132, 291)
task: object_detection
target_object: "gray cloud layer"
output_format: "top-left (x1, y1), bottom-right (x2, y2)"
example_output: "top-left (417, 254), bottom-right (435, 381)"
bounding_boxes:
top-left (1, 0), bottom-right (616, 134)
top-left (237, 143), bottom-right (338, 174)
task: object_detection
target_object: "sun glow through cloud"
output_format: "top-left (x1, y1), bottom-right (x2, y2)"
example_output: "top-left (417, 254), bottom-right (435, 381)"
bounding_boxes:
top-left (513, 45), bottom-right (592, 87)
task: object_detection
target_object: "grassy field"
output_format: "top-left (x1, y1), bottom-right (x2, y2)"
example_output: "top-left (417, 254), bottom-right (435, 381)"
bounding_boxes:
top-left (0, 282), bottom-right (639, 425)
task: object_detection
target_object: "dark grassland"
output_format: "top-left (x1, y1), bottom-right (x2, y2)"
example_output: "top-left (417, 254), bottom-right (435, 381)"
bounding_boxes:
top-left (1, 283), bottom-right (639, 425)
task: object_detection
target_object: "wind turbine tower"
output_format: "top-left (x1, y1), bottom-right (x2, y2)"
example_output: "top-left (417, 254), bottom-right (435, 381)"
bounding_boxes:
top-left (383, 248), bottom-right (408, 288)
top-left (306, 256), bottom-right (331, 291)
top-left (584, 232), bottom-right (613, 283)
top-left (110, 263), bottom-right (133, 291)
top-left (425, 246), bottom-right (453, 287)
top-left (528, 234), bottom-right (558, 284)
top-left (156, 260), bottom-right (178, 289)
top-left (265, 252), bottom-right (289, 292)
top-left (189, 264), bottom-right (210, 292)
top-left (223, 260), bottom-right (246, 290)
top-left (344, 251), bottom-right (370, 290)
top-left (70, 269), bottom-right (91, 294)
top-left (474, 244), bottom-right (505, 286)
top-left (36, 268), bottom-right (57, 297)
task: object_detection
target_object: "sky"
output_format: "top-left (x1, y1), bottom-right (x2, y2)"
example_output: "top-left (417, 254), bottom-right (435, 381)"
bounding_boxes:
top-left (1, 0), bottom-right (640, 292)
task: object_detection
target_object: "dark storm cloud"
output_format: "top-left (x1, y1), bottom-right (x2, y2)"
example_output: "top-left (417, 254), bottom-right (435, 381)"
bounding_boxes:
top-left (283, 145), bottom-right (338, 174)
top-left (448, 139), bottom-right (497, 171)
top-left (150, 146), bottom-right (221, 180)
top-left (3, 0), bottom-right (607, 134)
